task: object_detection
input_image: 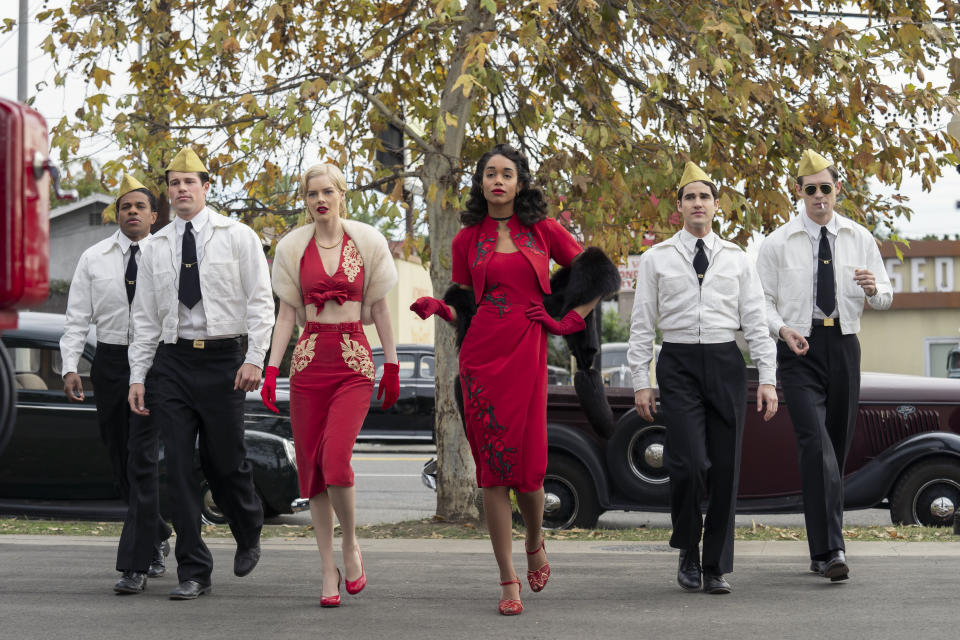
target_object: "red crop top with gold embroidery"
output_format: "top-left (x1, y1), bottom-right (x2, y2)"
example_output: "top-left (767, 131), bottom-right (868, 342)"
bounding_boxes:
top-left (299, 234), bottom-right (364, 311)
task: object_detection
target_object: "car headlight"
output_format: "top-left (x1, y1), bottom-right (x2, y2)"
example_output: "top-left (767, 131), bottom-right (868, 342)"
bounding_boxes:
top-left (282, 437), bottom-right (297, 471)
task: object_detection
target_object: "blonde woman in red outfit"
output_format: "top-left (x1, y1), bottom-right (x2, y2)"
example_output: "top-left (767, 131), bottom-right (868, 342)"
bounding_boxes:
top-left (261, 163), bottom-right (399, 607)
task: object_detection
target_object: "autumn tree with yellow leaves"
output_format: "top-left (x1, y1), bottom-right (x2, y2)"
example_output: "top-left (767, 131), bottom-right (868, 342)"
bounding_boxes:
top-left (33, 0), bottom-right (960, 521)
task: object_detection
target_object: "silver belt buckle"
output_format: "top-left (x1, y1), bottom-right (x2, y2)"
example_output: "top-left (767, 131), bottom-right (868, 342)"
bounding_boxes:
top-left (823, 318), bottom-right (834, 327)
top-left (192, 339), bottom-right (205, 349)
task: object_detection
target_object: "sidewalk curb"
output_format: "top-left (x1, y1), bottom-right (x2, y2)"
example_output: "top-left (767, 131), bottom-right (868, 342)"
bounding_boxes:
top-left (3, 535), bottom-right (960, 556)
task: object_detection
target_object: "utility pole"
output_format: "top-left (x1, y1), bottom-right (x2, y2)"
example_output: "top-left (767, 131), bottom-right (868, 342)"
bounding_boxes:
top-left (17, 0), bottom-right (27, 102)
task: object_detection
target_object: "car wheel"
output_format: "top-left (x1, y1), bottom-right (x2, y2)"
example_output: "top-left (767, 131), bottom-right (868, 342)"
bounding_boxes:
top-left (542, 454), bottom-right (602, 530)
top-left (889, 458), bottom-right (960, 527)
top-left (200, 481), bottom-right (227, 525)
top-left (0, 343), bottom-right (15, 457)
top-left (605, 414), bottom-right (670, 500)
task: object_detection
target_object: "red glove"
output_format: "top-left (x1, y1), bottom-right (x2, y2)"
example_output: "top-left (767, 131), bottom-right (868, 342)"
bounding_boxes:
top-left (260, 365), bottom-right (279, 414)
top-left (410, 297), bottom-right (454, 322)
top-left (378, 362), bottom-right (400, 410)
top-left (525, 303), bottom-right (586, 335)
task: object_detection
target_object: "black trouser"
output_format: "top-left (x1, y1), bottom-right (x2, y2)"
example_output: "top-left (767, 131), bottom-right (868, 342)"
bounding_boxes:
top-left (147, 340), bottom-right (263, 585)
top-left (90, 343), bottom-right (171, 573)
top-left (777, 325), bottom-right (860, 559)
top-left (657, 341), bottom-right (746, 575)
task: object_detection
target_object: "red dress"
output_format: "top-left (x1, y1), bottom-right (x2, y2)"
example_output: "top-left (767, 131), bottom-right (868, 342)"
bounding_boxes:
top-left (452, 216), bottom-right (583, 491)
top-left (289, 234), bottom-right (374, 497)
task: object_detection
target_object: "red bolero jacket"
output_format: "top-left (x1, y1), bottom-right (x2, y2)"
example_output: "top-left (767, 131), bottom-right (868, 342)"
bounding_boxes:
top-left (451, 215), bottom-right (583, 304)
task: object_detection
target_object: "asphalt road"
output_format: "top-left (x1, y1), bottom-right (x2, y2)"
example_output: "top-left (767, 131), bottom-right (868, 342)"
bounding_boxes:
top-left (277, 446), bottom-right (897, 529)
top-left (1, 536), bottom-right (956, 640)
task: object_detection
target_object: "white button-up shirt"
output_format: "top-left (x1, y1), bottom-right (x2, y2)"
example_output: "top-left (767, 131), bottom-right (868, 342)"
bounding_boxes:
top-left (172, 208), bottom-right (217, 339)
top-left (627, 229), bottom-right (777, 390)
top-left (128, 206), bottom-right (275, 384)
top-left (800, 212), bottom-right (839, 320)
top-left (756, 212), bottom-right (893, 338)
top-left (60, 230), bottom-right (150, 375)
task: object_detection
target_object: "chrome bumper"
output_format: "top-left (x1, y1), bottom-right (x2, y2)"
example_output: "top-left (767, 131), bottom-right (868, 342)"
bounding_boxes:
top-left (290, 498), bottom-right (310, 513)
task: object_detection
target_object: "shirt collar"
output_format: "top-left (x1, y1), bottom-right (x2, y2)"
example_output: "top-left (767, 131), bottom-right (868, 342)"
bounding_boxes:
top-left (106, 229), bottom-right (150, 255)
top-left (174, 207), bottom-right (210, 235)
top-left (800, 211), bottom-right (839, 240)
top-left (678, 227), bottom-right (717, 256)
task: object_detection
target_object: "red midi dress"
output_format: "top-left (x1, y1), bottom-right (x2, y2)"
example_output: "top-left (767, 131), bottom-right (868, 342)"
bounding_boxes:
top-left (452, 216), bottom-right (583, 492)
top-left (288, 234), bottom-right (374, 498)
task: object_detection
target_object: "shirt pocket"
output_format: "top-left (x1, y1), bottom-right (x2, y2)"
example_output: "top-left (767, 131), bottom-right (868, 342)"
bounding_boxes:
top-left (658, 274), bottom-right (689, 316)
top-left (90, 277), bottom-right (118, 312)
top-left (777, 267), bottom-right (808, 303)
top-left (203, 260), bottom-right (244, 314)
top-left (837, 264), bottom-right (865, 301)
top-left (706, 273), bottom-right (739, 312)
top-left (154, 269), bottom-right (177, 315)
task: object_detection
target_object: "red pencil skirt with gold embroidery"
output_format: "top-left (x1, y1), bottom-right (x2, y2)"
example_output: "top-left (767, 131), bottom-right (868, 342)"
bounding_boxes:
top-left (288, 321), bottom-right (375, 498)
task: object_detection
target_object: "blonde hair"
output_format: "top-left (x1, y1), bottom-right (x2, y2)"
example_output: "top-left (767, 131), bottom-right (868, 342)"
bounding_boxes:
top-left (300, 163), bottom-right (348, 222)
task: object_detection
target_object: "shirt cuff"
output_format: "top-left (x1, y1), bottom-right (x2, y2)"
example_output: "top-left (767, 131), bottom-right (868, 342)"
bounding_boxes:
top-left (758, 368), bottom-right (777, 387)
top-left (244, 347), bottom-right (266, 370)
top-left (631, 371), bottom-right (651, 392)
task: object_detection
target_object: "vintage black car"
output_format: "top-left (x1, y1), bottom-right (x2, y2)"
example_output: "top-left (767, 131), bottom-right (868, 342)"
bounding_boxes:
top-left (425, 357), bottom-right (960, 530)
top-left (0, 312), bottom-right (301, 523)
top-left (364, 345), bottom-right (436, 442)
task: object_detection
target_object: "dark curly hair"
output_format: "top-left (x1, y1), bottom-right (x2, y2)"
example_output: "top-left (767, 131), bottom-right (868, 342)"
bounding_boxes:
top-left (116, 187), bottom-right (159, 213)
top-left (460, 144), bottom-right (548, 227)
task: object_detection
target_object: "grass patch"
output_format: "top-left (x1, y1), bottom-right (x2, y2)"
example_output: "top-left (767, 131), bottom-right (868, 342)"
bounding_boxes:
top-left (2, 516), bottom-right (958, 542)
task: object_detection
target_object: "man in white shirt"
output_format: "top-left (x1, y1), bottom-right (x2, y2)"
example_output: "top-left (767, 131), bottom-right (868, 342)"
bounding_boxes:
top-left (128, 148), bottom-right (275, 600)
top-left (60, 174), bottom-right (172, 594)
top-left (628, 162), bottom-right (778, 595)
top-left (756, 150), bottom-right (892, 582)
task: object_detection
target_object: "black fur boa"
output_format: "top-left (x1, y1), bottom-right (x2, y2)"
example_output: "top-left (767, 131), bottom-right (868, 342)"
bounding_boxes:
top-left (542, 247), bottom-right (621, 317)
top-left (442, 284), bottom-right (476, 349)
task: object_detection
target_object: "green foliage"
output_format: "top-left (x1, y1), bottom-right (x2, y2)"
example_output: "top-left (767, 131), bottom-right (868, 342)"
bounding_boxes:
top-left (547, 335), bottom-right (571, 370)
top-left (601, 307), bottom-right (630, 343)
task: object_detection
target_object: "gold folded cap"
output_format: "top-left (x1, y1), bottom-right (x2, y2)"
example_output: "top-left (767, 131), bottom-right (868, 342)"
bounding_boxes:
top-left (116, 173), bottom-right (148, 200)
top-left (678, 161), bottom-right (712, 190)
top-left (797, 149), bottom-right (833, 177)
top-left (165, 147), bottom-right (208, 173)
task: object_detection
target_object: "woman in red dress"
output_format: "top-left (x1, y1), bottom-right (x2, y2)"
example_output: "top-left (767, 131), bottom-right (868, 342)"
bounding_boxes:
top-left (412, 144), bottom-right (603, 615)
top-left (260, 163), bottom-right (400, 607)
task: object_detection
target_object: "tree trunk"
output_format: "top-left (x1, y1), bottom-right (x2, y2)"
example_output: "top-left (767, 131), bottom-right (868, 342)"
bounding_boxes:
top-left (423, 0), bottom-right (493, 522)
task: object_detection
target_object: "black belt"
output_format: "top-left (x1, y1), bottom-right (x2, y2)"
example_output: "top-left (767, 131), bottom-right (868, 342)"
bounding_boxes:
top-left (812, 318), bottom-right (840, 327)
top-left (96, 342), bottom-right (129, 353)
top-left (168, 337), bottom-right (242, 350)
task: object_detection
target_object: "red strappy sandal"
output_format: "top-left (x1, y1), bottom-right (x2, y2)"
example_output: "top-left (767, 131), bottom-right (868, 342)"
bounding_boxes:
top-left (526, 538), bottom-right (551, 592)
top-left (498, 578), bottom-right (523, 616)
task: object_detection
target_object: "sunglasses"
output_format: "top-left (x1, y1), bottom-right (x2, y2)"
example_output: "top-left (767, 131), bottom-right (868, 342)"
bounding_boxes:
top-left (803, 183), bottom-right (834, 196)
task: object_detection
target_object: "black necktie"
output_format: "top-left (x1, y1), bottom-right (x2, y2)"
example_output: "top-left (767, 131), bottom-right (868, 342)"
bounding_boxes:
top-left (178, 221), bottom-right (202, 308)
top-left (124, 244), bottom-right (139, 305)
top-left (816, 226), bottom-right (836, 316)
top-left (693, 239), bottom-right (708, 285)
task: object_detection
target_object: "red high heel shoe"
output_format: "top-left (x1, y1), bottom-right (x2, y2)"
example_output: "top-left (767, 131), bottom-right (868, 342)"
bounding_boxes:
top-left (320, 569), bottom-right (342, 608)
top-left (345, 547), bottom-right (366, 595)
top-left (498, 578), bottom-right (523, 616)
top-left (526, 538), bottom-right (550, 592)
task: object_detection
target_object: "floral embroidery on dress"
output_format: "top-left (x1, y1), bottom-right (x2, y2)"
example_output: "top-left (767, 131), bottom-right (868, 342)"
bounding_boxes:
top-left (512, 230), bottom-right (545, 256)
top-left (472, 234), bottom-right (498, 267)
top-left (483, 282), bottom-right (510, 318)
top-left (462, 372), bottom-right (515, 482)
top-left (341, 238), bottom-right (363, 283)
top-left (290, 333), bottom-right (318, 376)
top-left (340, 335), bottom-right (375, 381)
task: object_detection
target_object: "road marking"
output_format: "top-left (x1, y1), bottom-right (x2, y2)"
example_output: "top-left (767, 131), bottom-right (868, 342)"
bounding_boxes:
top-left (352, 456), bottom-right (431, 461)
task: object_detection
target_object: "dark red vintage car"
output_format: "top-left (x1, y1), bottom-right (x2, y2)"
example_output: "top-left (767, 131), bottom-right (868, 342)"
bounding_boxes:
top-left (535, 368), bottom-right (960, 529)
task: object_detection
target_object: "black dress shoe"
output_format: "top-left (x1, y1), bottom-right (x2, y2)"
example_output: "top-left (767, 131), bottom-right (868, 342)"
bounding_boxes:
top-left (169, 580), bottom-right (211, 600)
top-left (703, 573), bottom-right (731, 594)
top-left (822, 550), bottom-right (849, 582)
top-left (677, 547), bottom-right (702, 591)
top-left (810, 559), bottom-right (825, 575)
top-left (114, 571), bottom-right (147, 594)
top-left (234, 544), bottom-right (261, 577)
top-left (147, 540), bottom-right (170, 578)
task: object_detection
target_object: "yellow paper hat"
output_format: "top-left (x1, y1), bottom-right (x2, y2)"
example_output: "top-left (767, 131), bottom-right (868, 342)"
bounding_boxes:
top-left (678, 161), bottom-right (712, 190)
top-left (797, 149), bottom-right (833, 177)
top-left (116, 173), bottom-right (148, 200)
top-left (165, 147), bottom-right (208, 173)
